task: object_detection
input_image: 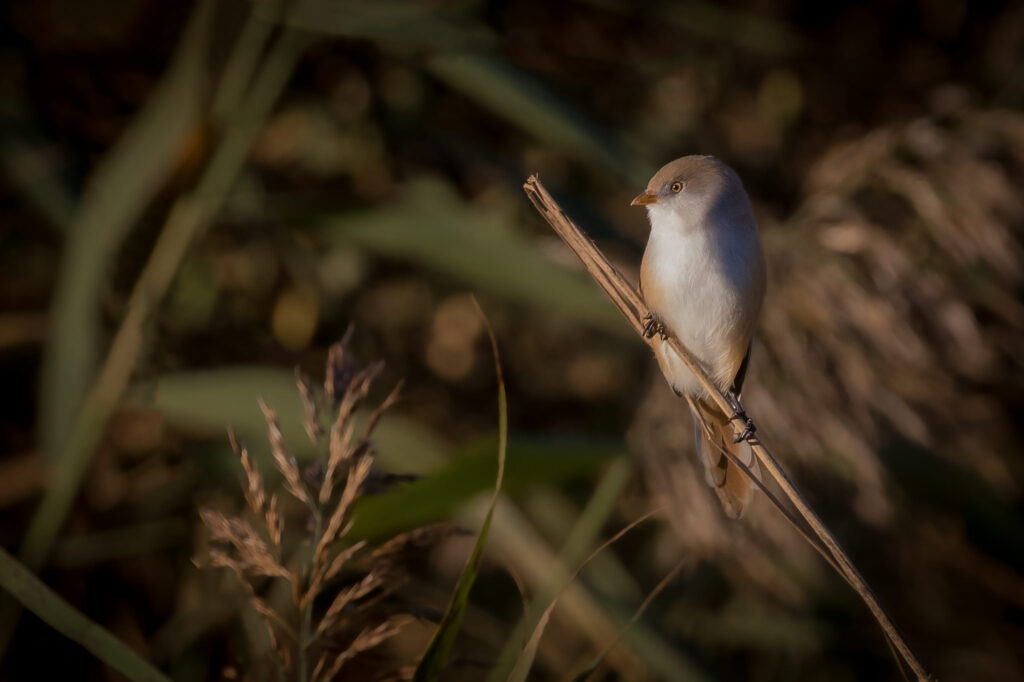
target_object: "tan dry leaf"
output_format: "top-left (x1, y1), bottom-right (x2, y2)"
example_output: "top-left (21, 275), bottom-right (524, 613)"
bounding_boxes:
top-left (258, 398), bottom-right (312, 507)
top-left (323, 361), bottom-right (384, 502)
top-left (296, 367), bottom-right (325, 445)
top-left (321, 539), bottom-right (367, 585)
top-left (361, 379), bottom-right (403, 442)
top-left (317, 455), bottom-right (372, 561)
top-left (322, 420), bottom-right (356, 504)
top-left (266, 493), bottom-right (283, 551)
top-left (315, 572), bottom-right (383, 638)
top-left (228, 428), bottom-right (265, 514)
top-left (313, 619), bottom-right (405, 682)
top-left (251, 595), bottom-right (297, 643)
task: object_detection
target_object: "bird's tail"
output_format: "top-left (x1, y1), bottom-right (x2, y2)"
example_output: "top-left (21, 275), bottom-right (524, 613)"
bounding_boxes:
top-left (689, 399), bottom-right (761, 518)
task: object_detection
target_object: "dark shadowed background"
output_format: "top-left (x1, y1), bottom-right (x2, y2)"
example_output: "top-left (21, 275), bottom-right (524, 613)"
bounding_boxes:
top-left (1, 0), bottom-right (1022, 680)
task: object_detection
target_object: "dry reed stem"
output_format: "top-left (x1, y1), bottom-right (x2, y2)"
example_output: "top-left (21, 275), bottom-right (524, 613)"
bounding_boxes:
top-left (522, 175), bottom-right (932, 682)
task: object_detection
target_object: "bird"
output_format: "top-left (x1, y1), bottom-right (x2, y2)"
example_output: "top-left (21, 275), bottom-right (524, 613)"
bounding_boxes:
top-left (632, 155), bottom-right (767, 518)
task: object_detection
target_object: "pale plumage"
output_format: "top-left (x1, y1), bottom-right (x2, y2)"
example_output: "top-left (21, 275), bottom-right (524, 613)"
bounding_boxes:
top-left (634, 155), bottom-right (766, 517)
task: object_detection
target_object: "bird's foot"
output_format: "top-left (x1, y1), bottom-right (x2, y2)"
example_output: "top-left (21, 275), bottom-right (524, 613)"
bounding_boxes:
top-left (731, 421), bottom-right (756, 444)
top-left (642, 312), bottom-right (668, 340)
top-left (726, 391), bottom-right (756, 443)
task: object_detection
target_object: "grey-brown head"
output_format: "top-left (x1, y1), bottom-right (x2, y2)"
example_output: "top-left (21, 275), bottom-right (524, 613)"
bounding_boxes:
top-left (630, 156), bottom-right (747, 228)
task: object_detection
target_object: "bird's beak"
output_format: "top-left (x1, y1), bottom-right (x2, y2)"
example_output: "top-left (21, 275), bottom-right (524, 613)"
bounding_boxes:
top-left (630, 191), bottom-right (658, 206)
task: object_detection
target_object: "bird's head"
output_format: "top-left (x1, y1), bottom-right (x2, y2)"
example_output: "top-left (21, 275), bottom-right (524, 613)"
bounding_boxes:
top-left (631, 155), bottom-right (743, 229)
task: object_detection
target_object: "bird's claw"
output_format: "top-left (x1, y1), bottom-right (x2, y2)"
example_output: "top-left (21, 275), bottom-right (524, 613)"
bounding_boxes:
top-left (726, 391), bottom-right (756, 443)
top-left (642, 312), bottom-right (668, 340)
top-left (732, 422), bottom-right (756, 444)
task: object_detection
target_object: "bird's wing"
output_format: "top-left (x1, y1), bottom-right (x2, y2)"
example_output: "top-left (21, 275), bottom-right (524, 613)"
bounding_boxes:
top-left (730, 342), bottom-right (752, 395)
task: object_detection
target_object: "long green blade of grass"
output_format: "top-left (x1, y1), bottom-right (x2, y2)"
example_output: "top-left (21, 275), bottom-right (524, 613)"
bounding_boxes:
top-left (276, 2), bottom-right (644, 181)
top-left (582, 0), bottom-right (804, 56)
top-left (0, 547), bottom-right (172, 682)
top-left (278, 0), bottom-right (497, 51)
top-left (320, 179), bottom-right (627, 337)
top-left (426, 54), bottom-right (647, 183)
top-left (0, 20), bottom-right (312, 657)
top-left (37, 0), bottom-right (212, 463)
top-left (412, 302), bottom-right (506, 682)
top-left (350, 439), bottom-right (616, 542)
top-left (137, 365), bottom-right (450, 471)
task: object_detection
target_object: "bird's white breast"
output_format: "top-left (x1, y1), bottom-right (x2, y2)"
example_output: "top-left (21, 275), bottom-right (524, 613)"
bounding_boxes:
top-left (642, 205), bottom-right (760, 397)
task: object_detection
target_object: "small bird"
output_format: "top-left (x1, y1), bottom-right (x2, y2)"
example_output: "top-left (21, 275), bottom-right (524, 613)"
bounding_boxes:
top-left (632, 155), bottom-right (767, 518)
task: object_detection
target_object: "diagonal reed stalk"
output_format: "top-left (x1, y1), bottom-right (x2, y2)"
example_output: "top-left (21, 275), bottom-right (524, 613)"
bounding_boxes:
top-left (522, 175), bottom-right (932, 682)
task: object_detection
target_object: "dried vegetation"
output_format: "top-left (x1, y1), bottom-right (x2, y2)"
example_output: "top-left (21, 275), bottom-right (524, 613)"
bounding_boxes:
top-left (198, 334), bottom-right (427, 681)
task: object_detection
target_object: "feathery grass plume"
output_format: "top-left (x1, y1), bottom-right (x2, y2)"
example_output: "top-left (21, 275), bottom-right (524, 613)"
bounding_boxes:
top-left (198, 333), bottom-right (432, 680)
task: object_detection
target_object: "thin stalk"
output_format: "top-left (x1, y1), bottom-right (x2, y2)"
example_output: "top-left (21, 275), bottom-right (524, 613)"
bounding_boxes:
top-left (211, 1), bottom-right (284, 125)
top-left (488, 457), bottom-right (634, 680)
top-left (300, 511), bottom-right (323, 682)
top-left (571, 555), bottom-right (691, 682)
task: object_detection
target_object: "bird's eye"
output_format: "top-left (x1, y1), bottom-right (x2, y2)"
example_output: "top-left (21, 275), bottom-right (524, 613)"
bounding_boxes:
top-left (670, 181), bottom-right (683, 193)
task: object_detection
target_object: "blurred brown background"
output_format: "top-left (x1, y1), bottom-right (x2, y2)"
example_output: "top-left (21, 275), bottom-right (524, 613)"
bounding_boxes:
top-left (1, 0), bottom-right (1023, 680)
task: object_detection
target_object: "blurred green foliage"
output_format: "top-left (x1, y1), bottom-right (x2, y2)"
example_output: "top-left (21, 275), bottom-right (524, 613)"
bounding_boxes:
top-left (321, 179), bottom-right (626, 336)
